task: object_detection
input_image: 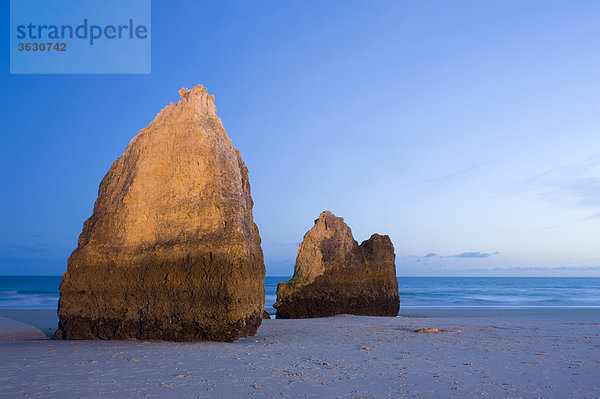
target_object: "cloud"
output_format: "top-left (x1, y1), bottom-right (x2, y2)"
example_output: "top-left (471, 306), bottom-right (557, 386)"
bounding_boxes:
top-left (427, 162), bottom-right (488, 184)
top-left (398, 266), bottom-right (600, 277)
top-left (451, 251), bottom-right (499, 259)
top-left (527, 157), bottom-right (600, 210)
top-left (403, 253), bottom-right (438, 262)
top-left (583, 212), bottom-right (600, 220)
top-left (408, 252), bottom-right (437, 259)
top-left (540, 177), bottom-right (600, 208)
top-left (404, 251), bottom-right (501, 260)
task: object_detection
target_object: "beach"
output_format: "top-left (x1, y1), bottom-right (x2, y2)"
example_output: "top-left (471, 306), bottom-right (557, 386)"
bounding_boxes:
top-left (1, 309), bottom-right (598, 398)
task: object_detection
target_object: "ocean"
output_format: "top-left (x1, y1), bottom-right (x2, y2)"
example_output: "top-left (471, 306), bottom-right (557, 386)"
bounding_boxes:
top-left (2, 276), bottom-right (599, 312)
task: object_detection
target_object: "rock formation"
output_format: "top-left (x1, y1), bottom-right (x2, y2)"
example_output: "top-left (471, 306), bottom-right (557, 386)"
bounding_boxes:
top-left (54, 85), bottom-right (265, 342)
top-left (274, 211), bottom-right (399, 319)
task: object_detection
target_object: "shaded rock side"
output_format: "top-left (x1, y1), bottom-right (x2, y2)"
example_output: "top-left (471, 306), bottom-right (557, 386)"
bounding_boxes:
top-left (54, 85), bottom-right (265, 342)
top-left (274, 211), bottom-right (399, 319)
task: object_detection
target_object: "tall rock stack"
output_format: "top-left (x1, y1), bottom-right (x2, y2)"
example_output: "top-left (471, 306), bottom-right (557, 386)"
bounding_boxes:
top-left (54, 85), bottom-right (265, 342)
top-left (274, 211), bottom-right (399, 319)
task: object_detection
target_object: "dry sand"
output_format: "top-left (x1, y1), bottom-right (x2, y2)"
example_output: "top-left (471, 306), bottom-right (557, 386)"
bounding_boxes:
top-left (0, 309), bottom-right (598, 398)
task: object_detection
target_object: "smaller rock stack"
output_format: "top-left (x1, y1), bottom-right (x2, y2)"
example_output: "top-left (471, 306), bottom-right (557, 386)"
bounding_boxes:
top-left (274, 211), bottom-right (399, 319)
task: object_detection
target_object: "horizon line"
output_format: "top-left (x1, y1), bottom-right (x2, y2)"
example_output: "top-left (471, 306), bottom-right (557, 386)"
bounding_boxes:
top-left (2, 274), bottom-right (600, 278)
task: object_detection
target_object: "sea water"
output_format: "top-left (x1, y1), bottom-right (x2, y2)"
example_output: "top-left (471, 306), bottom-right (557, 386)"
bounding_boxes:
top-left (0, 276), bottom-right (62, 309)
top-left (2, 276), bottom-right (599, 312)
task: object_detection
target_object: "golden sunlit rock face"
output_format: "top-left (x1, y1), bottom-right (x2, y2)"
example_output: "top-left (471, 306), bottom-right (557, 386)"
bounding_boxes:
top-left (274, 211), bottom-right (399, 319)
top-left (55, 85), bottom-right (265, 342)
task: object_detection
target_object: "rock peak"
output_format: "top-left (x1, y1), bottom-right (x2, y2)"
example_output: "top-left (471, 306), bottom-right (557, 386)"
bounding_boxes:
top-left (176, 84), bottom-right (217, 118)
top-left (312, 211), bottom-right (349, 235)
top-left (314, 211), bottom-right (343, 227)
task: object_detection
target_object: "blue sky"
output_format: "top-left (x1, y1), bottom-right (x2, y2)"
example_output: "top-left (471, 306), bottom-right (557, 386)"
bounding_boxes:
top-left (1, 1), bottom-right (599, 276)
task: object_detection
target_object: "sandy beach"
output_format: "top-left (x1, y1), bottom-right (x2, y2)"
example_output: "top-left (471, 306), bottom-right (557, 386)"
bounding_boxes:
top-left (1, 309), bottom-right (598, 398)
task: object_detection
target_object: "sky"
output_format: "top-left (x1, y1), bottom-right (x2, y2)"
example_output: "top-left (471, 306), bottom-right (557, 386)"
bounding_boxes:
top-left (1, 1), bottom-right (599, 276)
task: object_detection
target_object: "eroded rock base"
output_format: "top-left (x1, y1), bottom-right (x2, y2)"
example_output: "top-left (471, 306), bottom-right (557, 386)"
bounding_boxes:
top-left (275, 276), bottom-right (399, 319)
top-left (53, 312), bottom-right (262, 342)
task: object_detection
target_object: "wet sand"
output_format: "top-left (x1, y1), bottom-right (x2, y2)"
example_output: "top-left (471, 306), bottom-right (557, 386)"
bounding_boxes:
top-left (0, 309), bottom-right (598, 398)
